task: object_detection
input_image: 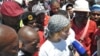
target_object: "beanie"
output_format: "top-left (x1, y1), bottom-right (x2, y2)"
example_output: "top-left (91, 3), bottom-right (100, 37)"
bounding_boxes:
top-left (48, 14), bottom-right (70, 33)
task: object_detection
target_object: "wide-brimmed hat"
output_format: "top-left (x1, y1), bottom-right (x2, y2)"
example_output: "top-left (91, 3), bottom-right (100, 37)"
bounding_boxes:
top-left (74, 0), bottom-right (90, 12)
top-left (14, 0), bottom-right (23, 5)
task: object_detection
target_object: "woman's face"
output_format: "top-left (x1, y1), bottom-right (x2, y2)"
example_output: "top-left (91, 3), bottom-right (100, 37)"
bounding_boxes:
top-left (54, 25), bottom-right (70, 40)
top-left (60, 25), bottom-right (70, 40)
top-left (49, 25), bottom-right (70, 42)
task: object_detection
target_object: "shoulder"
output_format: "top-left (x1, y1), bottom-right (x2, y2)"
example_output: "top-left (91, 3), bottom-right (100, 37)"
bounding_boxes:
top-left (88, 20), bottom-right (97, 30)
top-left (67, 28), bottom-right (75, 40)
top-left (39, 40), bottom-right (54, 56)
top-left (40, 40), bottom-right (53, 49)
top-left (65, 28), bottom-right (75, 45)
top-left (89, 20), bottom-right (97, 25)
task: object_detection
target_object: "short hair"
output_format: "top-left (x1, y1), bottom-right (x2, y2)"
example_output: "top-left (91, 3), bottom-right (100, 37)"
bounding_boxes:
top-left (66, 3), bottom-right (73, 9)
top-left (50, 0), bottom-right (59, 6)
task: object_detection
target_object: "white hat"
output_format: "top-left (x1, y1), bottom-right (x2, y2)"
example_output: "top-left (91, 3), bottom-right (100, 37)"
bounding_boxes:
top-left (14, 0), bottom-right (23, 5)
top-left (74, 0), bottom-right (90, 12)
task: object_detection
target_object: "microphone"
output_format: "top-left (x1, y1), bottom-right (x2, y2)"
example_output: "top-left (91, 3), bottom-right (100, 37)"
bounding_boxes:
top-left (72, 40), bottom-right (88, 56)
top-left (68, 45), bottom-right (74, 56)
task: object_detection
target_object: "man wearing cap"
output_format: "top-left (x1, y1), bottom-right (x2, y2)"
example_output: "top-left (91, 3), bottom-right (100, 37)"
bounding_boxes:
top-left (71, 0), bottom-right (97, 56)
top-left (0, 24), bottom-right (18, 56)
top-left (20, 12), bottom-right (37, 28)
top-left (19, 11), bottom-right (46, 56)
top-left (32, 2), bottom-right (50, 47)
top-left (32, 2), bottom-right (50, 27)
top-left (90, 4), bottom-right (100, 55)
top-left (0, 1), bottom-right (24, 32)
top-left (90, 4), bottom-right (100, 27)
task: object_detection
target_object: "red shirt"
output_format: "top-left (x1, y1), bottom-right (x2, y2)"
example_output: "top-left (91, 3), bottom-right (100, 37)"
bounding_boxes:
top-left (38, 31), bottom-right (46, 47)
top-left (33, 31), bottom-right (46, 56)
top-left (72, 20), bottom-right (97, 55)
top-left (33, 15), bottom-right (49, 56)
top-left (44, 15), bottom-right (50, 26)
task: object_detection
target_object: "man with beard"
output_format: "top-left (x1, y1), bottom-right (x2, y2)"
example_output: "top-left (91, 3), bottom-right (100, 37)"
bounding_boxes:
top-left (0, 24), bottom-right (18, 56)
top-left (71, 0), bottom-right (97, 56)
top-left (18, 26), bottom-right (40, 56)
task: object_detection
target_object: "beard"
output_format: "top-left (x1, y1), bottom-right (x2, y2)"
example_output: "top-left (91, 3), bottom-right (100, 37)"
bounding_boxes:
top-left (74, 16), bottom-right (88, 27)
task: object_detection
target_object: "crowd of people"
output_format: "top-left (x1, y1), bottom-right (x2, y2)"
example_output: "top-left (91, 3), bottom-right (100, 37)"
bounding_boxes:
top-left (0, 0), bottom-right (100, 56)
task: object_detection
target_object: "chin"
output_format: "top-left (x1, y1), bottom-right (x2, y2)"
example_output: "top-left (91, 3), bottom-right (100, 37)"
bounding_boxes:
top-left (62, 36), bottom-right (68, 40)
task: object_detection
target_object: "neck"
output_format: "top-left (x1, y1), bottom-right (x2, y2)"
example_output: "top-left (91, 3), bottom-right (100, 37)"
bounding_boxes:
top-left (48, 35), bottom-right (61, 43)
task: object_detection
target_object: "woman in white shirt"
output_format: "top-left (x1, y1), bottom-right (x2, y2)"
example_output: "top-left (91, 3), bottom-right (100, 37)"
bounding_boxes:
top-left (39, 14), bottom-right (75, 56)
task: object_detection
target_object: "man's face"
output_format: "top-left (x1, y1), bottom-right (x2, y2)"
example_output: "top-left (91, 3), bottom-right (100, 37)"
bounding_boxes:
top-left (66, 6), bottom-right (73, 15)
top-left (27, 20), bottom-right (37, 28)
top-left (51, 2), bottom-right (60, 14)
top-left (22, 34), bottom-right (40, 54)
top-left (91, 11), bottom-right (100, 21)
top-left (0, 38), bottom-right (18, 56)
top-left (74, 11), bottom-right (89, 24)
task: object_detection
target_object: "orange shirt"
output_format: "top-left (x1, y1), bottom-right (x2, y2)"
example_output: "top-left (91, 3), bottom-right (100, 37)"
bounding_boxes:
top-left (38, 31), bottom-right (46, 47)
top-left (44, 15), bottom-right (50, 26)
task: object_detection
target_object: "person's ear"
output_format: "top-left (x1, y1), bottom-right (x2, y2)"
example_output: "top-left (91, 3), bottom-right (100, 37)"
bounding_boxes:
top-left (19, 40), bottom-right (23, 49)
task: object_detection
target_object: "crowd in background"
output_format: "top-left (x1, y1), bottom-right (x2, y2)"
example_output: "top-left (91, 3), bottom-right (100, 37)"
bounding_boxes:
top-left (0, 0), bottom-right (100, 56)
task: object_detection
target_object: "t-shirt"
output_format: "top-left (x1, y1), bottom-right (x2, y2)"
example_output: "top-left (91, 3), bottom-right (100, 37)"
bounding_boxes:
top-left (39, 28), bottom-right (76, 56)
